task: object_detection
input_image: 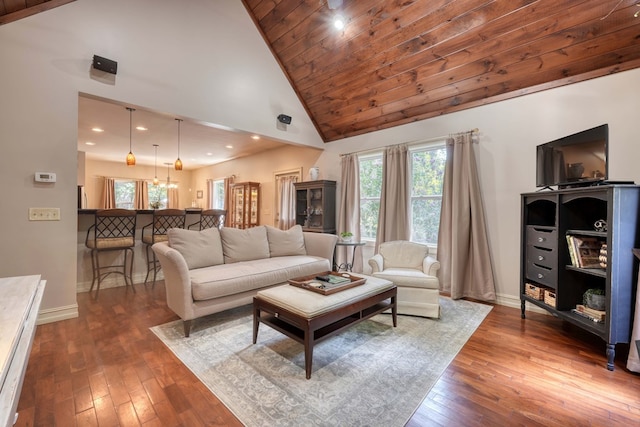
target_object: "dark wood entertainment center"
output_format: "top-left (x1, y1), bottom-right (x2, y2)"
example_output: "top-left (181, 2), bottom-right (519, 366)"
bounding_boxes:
top-left (520, 184), bottom-right (640, 370)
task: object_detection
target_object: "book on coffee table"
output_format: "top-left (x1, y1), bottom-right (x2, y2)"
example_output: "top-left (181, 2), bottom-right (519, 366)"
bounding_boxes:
top-left (289, 271), bottom-right (366, 295)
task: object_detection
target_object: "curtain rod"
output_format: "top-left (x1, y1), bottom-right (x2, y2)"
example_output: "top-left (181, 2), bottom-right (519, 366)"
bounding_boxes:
top-left (340, 128), bottom-right (478, 157)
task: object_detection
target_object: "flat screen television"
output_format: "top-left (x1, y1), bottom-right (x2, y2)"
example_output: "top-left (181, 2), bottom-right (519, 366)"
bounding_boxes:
top-left (536, 124), bottom-right (608, 189)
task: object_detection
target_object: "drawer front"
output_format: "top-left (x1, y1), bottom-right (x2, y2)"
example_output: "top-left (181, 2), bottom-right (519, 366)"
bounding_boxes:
top-left (525, 261), bottom-right (557, 287)
top-left (526, 226), bottom-right (557, 250)
top-left (526, 245), bottom-right (557, 270)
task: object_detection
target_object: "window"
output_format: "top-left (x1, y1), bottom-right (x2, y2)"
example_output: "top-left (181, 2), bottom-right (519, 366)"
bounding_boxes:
top-left (359, 154), bottom-right (383, 241)
top-left (212, 179), bottom-right (225, 209)
top-left (114, 179), bottom-right (168, 209)
top-left (410, 144), bottom-right (446, 245)
top-left (114, 180), bottom-right (135, 209)
top-left (148, 183), bottom-right (167, 209)
top-left (358, 142), bottom-right (446, 245)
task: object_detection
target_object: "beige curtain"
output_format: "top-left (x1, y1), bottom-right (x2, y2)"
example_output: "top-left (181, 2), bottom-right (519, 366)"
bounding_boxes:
top-left (437, 131), bottom-right (496, 301)
top-left (134, 180), bottom-right (148, 209)
top-left (338, 154), bottom-right (362, 271)
top-left (277, 175), bottom-right (297, 230)
top-left (167, 187), bottom-right (179, 208)
top-left (206, 179), bottom-right (214, 209)
top-left (101, 177), bottom-right (115, 209)
top-left (375, 144), bottom-right (410, 250)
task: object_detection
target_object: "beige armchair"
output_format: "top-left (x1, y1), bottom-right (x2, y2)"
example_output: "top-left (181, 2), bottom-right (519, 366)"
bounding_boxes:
top-left (368, 240), bottom-right (440, 318)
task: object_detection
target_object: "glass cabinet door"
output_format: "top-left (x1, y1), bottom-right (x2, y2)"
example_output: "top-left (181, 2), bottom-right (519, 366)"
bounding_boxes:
top-left (230, 182), bottom-right (260, 229)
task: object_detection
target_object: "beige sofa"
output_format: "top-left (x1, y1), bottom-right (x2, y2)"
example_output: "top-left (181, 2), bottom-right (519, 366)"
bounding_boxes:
top-left (152, 225), bottom-right (337, 336)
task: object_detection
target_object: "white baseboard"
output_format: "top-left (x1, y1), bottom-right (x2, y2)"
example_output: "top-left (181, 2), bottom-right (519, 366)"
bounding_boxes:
top-left (37, 303), bottom-right (78, 325)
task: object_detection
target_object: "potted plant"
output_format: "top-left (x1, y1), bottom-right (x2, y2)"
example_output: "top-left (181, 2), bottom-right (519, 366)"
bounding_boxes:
top-left (340, 231), bottom-right (353, 242)
top-left (583, 288), bottom-right (605, 311)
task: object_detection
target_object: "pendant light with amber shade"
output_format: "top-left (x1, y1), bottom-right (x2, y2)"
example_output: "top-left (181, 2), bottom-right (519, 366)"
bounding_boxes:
top-left (125, 107), bottom-right (136, 166)
top-left (174, 118), bottom-right (183, 170)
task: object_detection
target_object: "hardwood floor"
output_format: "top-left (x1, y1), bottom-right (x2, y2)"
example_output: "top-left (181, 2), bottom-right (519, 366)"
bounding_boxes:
top-left (16, 283), bottom-right (640, 426)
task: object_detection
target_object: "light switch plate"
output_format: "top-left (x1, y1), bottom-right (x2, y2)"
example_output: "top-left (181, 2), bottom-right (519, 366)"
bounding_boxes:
top-left (29, 207), bottom-right (60, 221)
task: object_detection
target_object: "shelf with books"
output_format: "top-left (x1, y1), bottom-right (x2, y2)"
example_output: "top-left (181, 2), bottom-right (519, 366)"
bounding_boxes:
top-left (521, 185), bottom-right (640, 371)
top-left (565, 233), bottom-right (606, 270)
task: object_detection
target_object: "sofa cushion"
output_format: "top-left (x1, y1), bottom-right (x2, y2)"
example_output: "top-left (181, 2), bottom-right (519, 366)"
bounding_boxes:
top-left (167, 227), bottom-right (224, 270)
top-left (266, 225), bottom-right (307, 257)
top-left (190, 255), bottom-right (331, 301)
top-left (220, 226), bottom-right (270, 263)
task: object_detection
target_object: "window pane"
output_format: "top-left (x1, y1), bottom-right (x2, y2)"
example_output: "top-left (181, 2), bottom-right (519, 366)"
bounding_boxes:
top-left (411, 198), bottom-right (442, 244)
top-left (114, 181), bottom-right (135, 209)
top-left (213, 180), bottom-right (225, 209)
top-left (148, 183), bottom-right (167, 209)
top-left (410, 145), bottom-right (446, 246)
top-left (411, 148), bottom-right (446, 196)
top-left (359, 154), bottom-right (383, 240)
top-left (359, 156), bottom-right (383, 198)
top-left (360, 199), bottom-right (380, 240)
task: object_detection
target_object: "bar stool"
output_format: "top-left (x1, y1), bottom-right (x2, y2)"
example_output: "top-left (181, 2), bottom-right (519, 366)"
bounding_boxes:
top-left (188, 209), bottom-right (227, 230)
top-left (142, 209), bottom-right (186, 286)
top-left (84, 209), bottom-right (137, 297)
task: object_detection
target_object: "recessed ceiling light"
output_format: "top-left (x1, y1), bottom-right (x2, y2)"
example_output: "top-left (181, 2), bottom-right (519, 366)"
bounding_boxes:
top-left (91, 127), bottom-right (104, 132)
top-left (85, 141), bottom-right (96, 146)
top-left (226, 145), bottom-right (233, 149)
top-left (136, 126), bottom-right (148, 131)
top-left (207, 152), bottom-right (213, 156)
top-left (251, 135), bottom-right (260, 140)
top-left (333, 14), bottom-right (345, 30)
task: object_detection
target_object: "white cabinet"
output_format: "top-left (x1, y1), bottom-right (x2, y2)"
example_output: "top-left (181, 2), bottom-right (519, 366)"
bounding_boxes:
top-left (0, 275), bottom-right (45, 427)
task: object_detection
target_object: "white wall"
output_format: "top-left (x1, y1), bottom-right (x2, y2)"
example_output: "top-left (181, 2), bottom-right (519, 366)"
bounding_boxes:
top-left (0, 0), bottom-right (323, 322)
top-left (1, 0), bottom-right (638, 320)
top-left (316, 69), bottom-right (640, 308)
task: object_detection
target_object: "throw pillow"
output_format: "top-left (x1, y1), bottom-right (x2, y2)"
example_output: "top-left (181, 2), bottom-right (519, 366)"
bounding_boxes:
top-left (266, 225), bottom-right (307, 257)
top-left (168, 227), bottom-right (224, 269)
top-left (220, 226), bottom-right (270, 263)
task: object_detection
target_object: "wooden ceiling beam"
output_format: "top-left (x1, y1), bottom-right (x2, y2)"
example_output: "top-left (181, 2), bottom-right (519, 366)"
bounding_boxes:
top-left (0, 0), bottom-right (75, 26)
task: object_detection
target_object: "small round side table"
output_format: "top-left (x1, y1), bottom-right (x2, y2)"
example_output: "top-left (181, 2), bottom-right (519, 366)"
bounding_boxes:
top-left (334, 241), bottom-right (366, 272)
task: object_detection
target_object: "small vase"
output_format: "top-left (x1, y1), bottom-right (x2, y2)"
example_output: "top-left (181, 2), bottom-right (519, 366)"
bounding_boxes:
top-left (599, 244), bottom-right (607, 269)
top-left (309, 167), bottom-right (319, 181)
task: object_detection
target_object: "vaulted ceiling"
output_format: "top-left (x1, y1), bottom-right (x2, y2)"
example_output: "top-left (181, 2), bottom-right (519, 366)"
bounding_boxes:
top-left (4, 0), bottom-right (640, 145)
top-left (243, 0), bottom-right (640, 142)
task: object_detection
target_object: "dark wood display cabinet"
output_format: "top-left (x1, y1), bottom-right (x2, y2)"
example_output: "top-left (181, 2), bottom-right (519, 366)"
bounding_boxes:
top-left (520, 185), bottom-right (640, 370)
top-left (294, 180), bottom-right (336, 234)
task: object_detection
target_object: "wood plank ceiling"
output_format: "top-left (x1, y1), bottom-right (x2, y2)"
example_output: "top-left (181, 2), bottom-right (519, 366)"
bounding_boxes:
top-left (0, 0), bottom-right (75, 25)
top-left (3, 1), bottom-right (639, 143)
top-left (243, 0), bottom-right (640, 142)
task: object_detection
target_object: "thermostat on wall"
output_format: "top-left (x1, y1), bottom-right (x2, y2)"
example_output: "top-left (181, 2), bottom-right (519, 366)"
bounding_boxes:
top-left (35, 172), bottom-right (56, 183)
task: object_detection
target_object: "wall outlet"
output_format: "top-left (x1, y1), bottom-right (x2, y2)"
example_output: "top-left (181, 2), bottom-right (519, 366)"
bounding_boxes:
top-left (29, 207), bottom-right (60, 221)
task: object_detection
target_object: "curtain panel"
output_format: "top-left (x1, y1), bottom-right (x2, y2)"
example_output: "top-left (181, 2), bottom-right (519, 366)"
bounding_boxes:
top-left (338, 154), bottom-right (362, 271)
top-left (134, 180), bottom-right (148, 210)
top-left (277, 175), bottom-right (297, 230)
top-left (167, 187), bottom-right (179, 209)
top-left (375, 144), bottom-right (410, 250)
top-left (437, 131), bottom-right (496, 301)
top-left (101, 177), bottom-right (115, 209)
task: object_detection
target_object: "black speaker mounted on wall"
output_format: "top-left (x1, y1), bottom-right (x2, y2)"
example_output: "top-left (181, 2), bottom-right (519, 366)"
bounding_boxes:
top-left (92, 55), bottom-right (118, 75)
top-left (277, 114), bottom-right (292, 125)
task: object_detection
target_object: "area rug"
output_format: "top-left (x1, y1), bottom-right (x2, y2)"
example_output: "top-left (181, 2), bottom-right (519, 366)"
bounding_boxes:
top-left (151, 297), bottom-right (492, 427)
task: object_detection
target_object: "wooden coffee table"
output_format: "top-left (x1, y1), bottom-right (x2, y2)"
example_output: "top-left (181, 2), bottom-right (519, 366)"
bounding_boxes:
top-left (253, 275), bottom-right (396, 379)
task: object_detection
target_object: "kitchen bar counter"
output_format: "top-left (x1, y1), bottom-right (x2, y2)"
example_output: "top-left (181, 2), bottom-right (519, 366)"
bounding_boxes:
top-left (77, 208), bottom-right (204, 293)
top-left (78, 208), bottom-right (203, 215)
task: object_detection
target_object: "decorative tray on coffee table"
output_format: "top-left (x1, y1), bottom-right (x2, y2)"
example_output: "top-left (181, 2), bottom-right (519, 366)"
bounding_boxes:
top-left (288, 271), bottom-right (366, 295)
